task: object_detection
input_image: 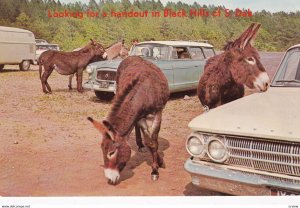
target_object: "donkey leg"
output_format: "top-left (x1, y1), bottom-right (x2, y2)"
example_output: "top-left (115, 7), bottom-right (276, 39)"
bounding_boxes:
top-left (41, 68), bottom-right (53, 94)
top-left (68, 74), bottom-right (74, 90)
top-left (137, 117), bottom-right (160, 181)
top-left (150, 111), bottom-right (164, 168)
top-left (76, 70), bottom-right (84, 93)
top-left (135, 125), bottom-right (146, 152)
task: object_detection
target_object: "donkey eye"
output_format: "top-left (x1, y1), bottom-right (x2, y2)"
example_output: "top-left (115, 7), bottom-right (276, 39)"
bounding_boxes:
top-left (107, 149), bottom-right (118, 159)
top-left (245, 57), bottom-right (256, 65)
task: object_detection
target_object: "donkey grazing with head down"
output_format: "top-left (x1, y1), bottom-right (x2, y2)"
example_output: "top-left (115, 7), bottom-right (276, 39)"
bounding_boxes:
top-left (88, 56), bottom-right (170, 184)
top-left (68, 40), bottom-right (129, 90)
top-left (197, 23), bottom-right (270, 109)
top-left (39, 39), bottom-right (107, 94)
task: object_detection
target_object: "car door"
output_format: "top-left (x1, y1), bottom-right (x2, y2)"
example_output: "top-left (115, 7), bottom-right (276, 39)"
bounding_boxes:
top-left (171, 46), bottom-right (202, 92)
top-left (151, 45), bottom-right (174, 91)
top-left (188, 46), bottom-right (207, 87)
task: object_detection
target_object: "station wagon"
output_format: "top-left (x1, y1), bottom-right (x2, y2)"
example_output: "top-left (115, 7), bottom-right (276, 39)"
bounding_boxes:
top-left (83, 41), bottom-right (215, 99)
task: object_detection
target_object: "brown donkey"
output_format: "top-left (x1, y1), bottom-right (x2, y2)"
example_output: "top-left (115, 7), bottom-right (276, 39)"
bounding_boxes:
top-left (197, 23), bottom-right (270, 109)
top-left (68, 40), bottom-right (129, 90)
top-left (39, 39), bottom-right (107, 94)
top-left (88, 56), bottom-right (170, 184)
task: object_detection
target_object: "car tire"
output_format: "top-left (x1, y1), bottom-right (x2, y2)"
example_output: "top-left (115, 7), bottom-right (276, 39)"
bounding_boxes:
top-left (19, 60), bottom-right (31, 71)
top-left (95, 91), bottom-right (114, 100)
top-left (0, 64), bottom-right (4, 72)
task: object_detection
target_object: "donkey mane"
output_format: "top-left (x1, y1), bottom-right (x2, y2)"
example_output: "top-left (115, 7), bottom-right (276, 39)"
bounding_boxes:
top-left (106, 74), bottom-right (141, 136)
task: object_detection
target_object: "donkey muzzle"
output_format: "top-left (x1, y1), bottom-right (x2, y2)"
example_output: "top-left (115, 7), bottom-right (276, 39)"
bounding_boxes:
top-left (253, 72), bottom-right (270, 92)
top-left (104, 168), bottom-right (120, 185)
top-left (102, 52), bottom-right (108, 59)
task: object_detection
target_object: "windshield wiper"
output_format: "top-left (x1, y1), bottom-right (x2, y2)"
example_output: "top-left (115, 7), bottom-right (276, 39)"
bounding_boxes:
top-left (275, 79), bottom-right (300, 83)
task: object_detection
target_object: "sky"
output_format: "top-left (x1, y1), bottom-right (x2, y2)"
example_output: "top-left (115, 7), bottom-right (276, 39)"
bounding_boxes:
top-left (59, 0), bottom-right (300, 12)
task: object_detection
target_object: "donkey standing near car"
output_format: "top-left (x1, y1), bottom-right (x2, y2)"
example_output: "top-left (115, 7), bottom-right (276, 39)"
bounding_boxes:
top-left (68, 40), bottom-right (129, 90)
top-left (39, 39), bottom-right (107, 94)
top-left (197, 23), bottom-right (270, 109)
top-left (87, 56), bottom-right (170, 185)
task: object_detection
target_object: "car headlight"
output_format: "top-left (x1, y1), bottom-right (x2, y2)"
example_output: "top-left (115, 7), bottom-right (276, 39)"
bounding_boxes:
top-left (207, 137), bottom-right (228, 162)
top-left (86, 65), bottom-right (94, 74)
top-left (186, 133), bottom-right (205, 157)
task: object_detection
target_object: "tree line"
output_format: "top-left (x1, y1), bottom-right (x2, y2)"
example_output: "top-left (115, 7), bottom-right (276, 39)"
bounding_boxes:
top-left (0, 0), bottom-right (299, 51)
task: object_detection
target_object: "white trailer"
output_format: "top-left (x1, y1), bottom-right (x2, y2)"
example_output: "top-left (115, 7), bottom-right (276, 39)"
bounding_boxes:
top-left (0, 26), bottom-right (36, 71)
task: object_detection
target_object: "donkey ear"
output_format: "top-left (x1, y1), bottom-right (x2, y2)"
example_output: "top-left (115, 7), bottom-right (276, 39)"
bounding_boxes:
top-left (102, 120), bottom-right (115, 133)
top-left (87, 117), bottom-right (106, 134)
top-left (90, 39), bottom-right (95, 45)
top-left (237, 23), bottom-right (261, 50)
top-left (242, 23), bottom-right (261, 49)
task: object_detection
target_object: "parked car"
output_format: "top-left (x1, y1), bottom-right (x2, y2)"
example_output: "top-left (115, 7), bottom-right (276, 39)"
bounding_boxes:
top-left (35, 43), bottom-right (60, 64)
top-left (0, 26), bottom-right (36, 71)
top-left (83, 41), bottom-right (215, 99)
top-left (184, 44), bottom-right (300, 196)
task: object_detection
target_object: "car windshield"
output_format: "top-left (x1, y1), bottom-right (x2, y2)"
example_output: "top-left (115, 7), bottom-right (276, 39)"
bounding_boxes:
top-left (272, 47), bottom-right (300, 87)
top-left (130, 44), bottom-right (169, 60)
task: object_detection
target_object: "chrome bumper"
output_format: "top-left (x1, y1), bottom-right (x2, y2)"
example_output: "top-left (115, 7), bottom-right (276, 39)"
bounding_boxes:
top-left (83, 81), bottom-right (115, 93)
top-left (184, 158), bottom-right (300, 195)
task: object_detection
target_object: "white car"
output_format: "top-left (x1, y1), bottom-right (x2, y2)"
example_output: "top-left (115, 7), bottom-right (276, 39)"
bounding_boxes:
top-left (184, 44), bottom-right (300, 196)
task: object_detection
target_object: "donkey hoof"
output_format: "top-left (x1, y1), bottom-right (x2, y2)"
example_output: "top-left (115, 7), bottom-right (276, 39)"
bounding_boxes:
top-left (68, 85), bottom-right (72, 90)
top-left (151, 173), bottom-right (159, 181)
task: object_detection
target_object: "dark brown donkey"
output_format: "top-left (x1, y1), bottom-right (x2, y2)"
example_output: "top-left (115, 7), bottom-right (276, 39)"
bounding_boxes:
top-left (88, 56), bottom-right (170, 184)
top-left (39, 39), bottom-right (107, 93)
top-left (197, 23), bottom-right (270, 109)
top-left (68, 40), bottom-right (129, 90)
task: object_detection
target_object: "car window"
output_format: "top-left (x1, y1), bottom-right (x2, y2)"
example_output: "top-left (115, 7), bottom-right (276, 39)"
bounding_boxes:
top-left (172, 47), bottom-right (191, 60)
top-left (272, 47), bottom-right (300, 86)
top-left (203, 47), bottom-right (215, 59)
top-left (131, 44), bottom-right (169, 60)
top-left (189, 47), bottom-right (205, 60)
top-left (282, 51), bottom-right (300, 80)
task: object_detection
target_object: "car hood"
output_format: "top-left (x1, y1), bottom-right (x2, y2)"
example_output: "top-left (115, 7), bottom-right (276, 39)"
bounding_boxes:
top-left (90, 59), bottom-right (123, 70)
top-left (189, 87), bottom-right (300, 142)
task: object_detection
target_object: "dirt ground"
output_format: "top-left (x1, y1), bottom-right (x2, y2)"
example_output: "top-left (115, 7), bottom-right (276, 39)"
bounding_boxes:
top-left (0, 52), bottom-right (283, 196)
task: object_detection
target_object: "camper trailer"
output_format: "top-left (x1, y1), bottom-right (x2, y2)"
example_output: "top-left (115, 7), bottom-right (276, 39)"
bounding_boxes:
top-left (0, 26), bottom-right (36, 71)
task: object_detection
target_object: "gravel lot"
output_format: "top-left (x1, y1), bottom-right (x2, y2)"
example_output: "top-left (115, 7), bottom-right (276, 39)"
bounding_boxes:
top-left (0, 52), bottom-right (284, 196)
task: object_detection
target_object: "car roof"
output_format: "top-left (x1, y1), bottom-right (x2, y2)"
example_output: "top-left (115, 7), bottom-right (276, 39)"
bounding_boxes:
top-left (137, 41), bottom-right (214, 48)
top-left (0, 26), bottom-right (33, 34)
top-left (287, 44), bottom-right (300, 51)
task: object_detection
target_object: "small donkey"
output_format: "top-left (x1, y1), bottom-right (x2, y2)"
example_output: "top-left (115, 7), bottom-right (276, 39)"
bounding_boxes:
top-left (197, 23), bottom-right (270, 109)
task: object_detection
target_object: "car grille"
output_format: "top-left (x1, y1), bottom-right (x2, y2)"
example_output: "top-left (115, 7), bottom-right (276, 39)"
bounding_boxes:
top-left (96, 70), bottom-right (116, 81)
top-left (222, 136), bottom-right (300, 177)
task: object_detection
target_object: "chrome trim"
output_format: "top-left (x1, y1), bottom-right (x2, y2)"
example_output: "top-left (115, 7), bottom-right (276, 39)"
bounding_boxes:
top-left (197, 133), bottom-right (300, 177)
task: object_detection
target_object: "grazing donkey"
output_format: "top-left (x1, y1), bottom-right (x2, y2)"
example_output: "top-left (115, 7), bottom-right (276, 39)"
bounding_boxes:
top-left (88, 56), bottom-right (170, 184)
top-left (197, 23), bottom-right (270, 109)
top-left (39, 39), bottom-right (107, 94)
top-left (68, 40), bottom-right (129, 90)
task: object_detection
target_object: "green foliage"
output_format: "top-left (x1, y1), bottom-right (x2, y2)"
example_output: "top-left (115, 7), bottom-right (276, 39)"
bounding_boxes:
top-left (1, 0), bottom-right (299, 51)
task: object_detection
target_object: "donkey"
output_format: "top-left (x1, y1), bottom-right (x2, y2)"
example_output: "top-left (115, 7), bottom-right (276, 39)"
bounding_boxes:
top-left (197, 23), bottom-right (270, 109)
top-left (88, 56), bottom-right (170, 184)
top-left (68, 40), bottom-right (129, 90)
top-left (39, 39), bottom-right (107, 94)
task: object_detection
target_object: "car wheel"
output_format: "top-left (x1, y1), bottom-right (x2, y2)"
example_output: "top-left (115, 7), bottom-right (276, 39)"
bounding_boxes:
top-left (0, 64), bottom-right (4, 72)
top-left (19, 60), bottom-right (31, 71)
top-left (95, 91), bottom-right (114, 100)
